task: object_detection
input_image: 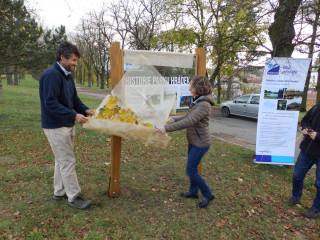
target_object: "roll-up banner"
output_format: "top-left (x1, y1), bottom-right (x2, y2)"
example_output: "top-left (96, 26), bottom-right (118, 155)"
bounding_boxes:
top-left (255, 58), bottom-right (311, 165)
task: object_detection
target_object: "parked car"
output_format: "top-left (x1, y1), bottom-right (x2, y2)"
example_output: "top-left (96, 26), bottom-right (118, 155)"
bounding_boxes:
top-left (219, 94), bottom-right (260, 119)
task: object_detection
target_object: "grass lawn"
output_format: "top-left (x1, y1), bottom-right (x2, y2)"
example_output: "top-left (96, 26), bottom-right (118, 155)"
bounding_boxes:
top-left (0, 77), bottom-right (319, 239)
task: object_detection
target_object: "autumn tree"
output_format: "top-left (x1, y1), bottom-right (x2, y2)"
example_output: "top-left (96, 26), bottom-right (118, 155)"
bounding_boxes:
top-left (295, 0), bottom-right (320, 111)
top-left (86, 10), bottom-right (113, 89)
top-left (0, 0), bottom-right (43, 85)
top-left (29, 26), bottom-right (67, 80)
top-left (73, 21), bottom-right (95, 88)
top-left (162, 0), bottom-right (267, 103)
top-left (73, 10), bottom-right (113, 89)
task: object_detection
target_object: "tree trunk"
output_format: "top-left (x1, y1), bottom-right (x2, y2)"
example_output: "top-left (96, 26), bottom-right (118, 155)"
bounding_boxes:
top-left (226, 78), bottom-right (233, 100)
top-left (300, 7), bottom-right (319, 111)
top-left (5, 66), bottom-right (13, 85)
top-left (300, 65), bottom-right (312, 112)
top-left (317, 59), bottom-right (320, 104)
top-left (268, 0), bottom-right (302, 57)
top-left (74, 70), bottom-right (78, 83)
top-left (13, 66), bottom-right (19, 85)
top-left (79, 69), bottom-right (82, 84)
top-left (106, 70), bottom-right (110, 89)
top-left (83, 69), bottom-right (86, 86)
top-left (88, 70), bottom-right (92, 88)
top-left (0, 78), bottom-right (2, 102)
top-left (210, 60), bottom-right (223, 103)
top-left (106, 60), bottom-right (110, 88)
top-left (217, 74), bottom-right (221, 104)
top-left (14, 72), bottom-right (18, 85)
top-left (100, 72), bottom-right (105, 89)
top-left (96, 75), bottom-right (99, 87)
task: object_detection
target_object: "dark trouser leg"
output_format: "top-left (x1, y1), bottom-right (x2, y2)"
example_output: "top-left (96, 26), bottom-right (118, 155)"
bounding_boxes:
top-left (186, 144), bottom-right (211, 198)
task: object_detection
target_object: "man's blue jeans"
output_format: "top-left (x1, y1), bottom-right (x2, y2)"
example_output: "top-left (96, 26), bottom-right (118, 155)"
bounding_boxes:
top-left (187, 144), bottom-right (212, 198)
top-left (292, 151), bottom-right (320, 210)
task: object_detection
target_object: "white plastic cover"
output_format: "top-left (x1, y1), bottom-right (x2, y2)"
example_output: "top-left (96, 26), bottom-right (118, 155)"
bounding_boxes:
top-left (84, 50), bottom-right (194, 148)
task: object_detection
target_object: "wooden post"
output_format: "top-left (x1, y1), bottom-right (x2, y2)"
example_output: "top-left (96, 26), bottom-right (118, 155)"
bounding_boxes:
top-left (109, 42), bottom-right (124, 197)
top-left (195, 47), bottom-right (206, 176)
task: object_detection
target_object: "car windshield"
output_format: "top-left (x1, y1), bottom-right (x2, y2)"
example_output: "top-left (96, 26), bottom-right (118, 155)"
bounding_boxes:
top-left (250, 96), bottom-right (260, 104)
top-left (235, 95), bottom-right (250, 103)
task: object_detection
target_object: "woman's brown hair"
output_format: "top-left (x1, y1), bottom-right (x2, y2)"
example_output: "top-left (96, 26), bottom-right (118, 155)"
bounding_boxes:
top-left (190, 75), bottom-right (212, 96)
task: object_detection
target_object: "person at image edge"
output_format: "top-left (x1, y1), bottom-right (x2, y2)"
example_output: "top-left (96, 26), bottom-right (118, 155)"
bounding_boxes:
top-left (286, 103), bottom-right (320, 219)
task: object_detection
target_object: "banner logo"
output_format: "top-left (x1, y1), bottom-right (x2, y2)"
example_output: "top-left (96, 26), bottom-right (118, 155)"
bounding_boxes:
top-left (267, 64), bottom-right (280, 75)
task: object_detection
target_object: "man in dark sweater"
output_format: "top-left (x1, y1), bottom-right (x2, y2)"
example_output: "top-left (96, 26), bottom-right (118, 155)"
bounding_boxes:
top-left (286, 103), bottom-right (320, 218)
top-left (39, 41), bottom-right (94, 209)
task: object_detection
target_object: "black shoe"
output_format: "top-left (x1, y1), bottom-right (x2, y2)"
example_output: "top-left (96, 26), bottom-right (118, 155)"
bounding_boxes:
top-left (198, 194), bottom-right (215, 208)
top-left (68, 194), bottom-right (92, 209)
top-left (302, 207), bottom-right (320, 219)
top-left (53, 194), bottom-right (67, 200)
top-left (285, 197), bottom-right (301, 206)
top-left (180, 192), bottom-right (198, 199)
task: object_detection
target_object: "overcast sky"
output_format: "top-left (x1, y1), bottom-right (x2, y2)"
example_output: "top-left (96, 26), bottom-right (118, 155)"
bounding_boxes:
top-left (25, 0), bottom-right (105, 32)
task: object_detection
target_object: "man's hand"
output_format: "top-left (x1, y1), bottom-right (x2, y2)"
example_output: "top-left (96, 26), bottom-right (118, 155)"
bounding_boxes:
top-left (308, 131), bottom-right (317, 140)
top-left (156, 127), bottom-right (166, 134)
top-left (302, 128), bottom-right (309, 135)
top-left (85, 109), bottom-right (95, 116)
top-left (75, 114), bottom-right (89, 123)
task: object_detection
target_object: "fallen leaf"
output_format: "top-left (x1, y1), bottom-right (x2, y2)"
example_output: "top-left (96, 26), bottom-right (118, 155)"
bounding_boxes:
top-left (249, 227), bottom-right (258, 234)
top-left (216, 222), bottom-right (225, 228)
top-left (12, 211), bottom-right (20, 216)
top-left (237, 177), bottom-right (243, 183)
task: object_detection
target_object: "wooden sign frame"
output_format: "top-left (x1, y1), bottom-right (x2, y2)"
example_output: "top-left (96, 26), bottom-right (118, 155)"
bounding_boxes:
top-left (108, 42), bottom-right (206, 197)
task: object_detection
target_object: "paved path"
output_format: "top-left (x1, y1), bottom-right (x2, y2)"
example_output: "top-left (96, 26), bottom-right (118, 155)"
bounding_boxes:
top-left (77, 87), bottom-right (110, 100)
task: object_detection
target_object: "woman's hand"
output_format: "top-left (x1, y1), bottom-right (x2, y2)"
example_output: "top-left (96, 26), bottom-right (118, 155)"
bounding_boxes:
top-left (156, 127), bottom-right (166, 134)
top-left (167, 118), bottom-right (175, 124)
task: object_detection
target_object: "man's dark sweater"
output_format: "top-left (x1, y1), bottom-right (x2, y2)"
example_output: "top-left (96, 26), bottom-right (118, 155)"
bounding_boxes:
top-left (39, 62), bottom-right (88, 129)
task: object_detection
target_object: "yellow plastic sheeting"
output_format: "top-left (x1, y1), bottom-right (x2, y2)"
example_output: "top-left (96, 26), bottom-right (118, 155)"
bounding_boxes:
top-left (83, 118), bottom-right (171, 149)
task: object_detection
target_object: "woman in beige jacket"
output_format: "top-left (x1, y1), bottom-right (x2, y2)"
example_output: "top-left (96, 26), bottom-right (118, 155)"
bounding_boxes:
top-left (157, 75), bottom-right (215, 208)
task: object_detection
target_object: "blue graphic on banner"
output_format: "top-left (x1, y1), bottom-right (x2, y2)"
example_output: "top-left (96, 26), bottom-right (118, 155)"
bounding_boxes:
top-left (255, 155), bottom-right (294, 164)
top-left (267, 64), bottom-right (280, 75)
